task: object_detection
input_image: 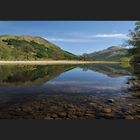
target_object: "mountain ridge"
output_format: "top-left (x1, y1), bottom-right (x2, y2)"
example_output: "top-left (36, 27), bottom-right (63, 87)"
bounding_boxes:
top-left (0, 35), bottom-right (78, 60)
top-left (0, 35), bottom-right (130, 62)
top-left (83, 46), bottom-right (130, 61)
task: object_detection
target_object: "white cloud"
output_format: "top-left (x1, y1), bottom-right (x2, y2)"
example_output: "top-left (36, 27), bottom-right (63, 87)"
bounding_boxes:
top-left (65, 32), bottom-right (129, 39)
top-left (46, 37), bottom-right (98, 43)
top-left (45, 33), bottom-right (129, 43)
top-left (93, 33), bottom-right (128, 39)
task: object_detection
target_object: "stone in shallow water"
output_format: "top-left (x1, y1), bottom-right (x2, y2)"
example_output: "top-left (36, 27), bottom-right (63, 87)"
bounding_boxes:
top-left (76, 111), bottom-right (85, 117)
top-left (108, 99), bottom-right (115, 103)
top-left (89, 102), bottom-right (96, 107)
top-left (50, 106), bottom-right (58, 110)
top-left (101, 108), bottom-right (112, 113)
top-left (58, 112), bottom-right (67, 117)
top-left (126, 81), bottom-right (130, 84)
top-left (135, 115), bottom-right (140, 119)
top-left (67, 108), bottom-right (76, 113)
top-left (55, 118), bottom-right (62, 120)
top-left (136, 104), bottom-right (140, 107)
top-left (16, 108), bottom-right (22, 111)
top-left (67, 114), bottom-right (78, 119)
top-left (23, 106), bottom-right (33, 112)
top-left (67, 104), bottom-right (75, 108)
top-left (125, 115), bottom-right (134, 120)
top-left (51, 114), bottom-right (58, 118)
top-left (44, 117), bottom-right (53, 120)
top-left (103, 113), bottom-right (114, 119)
top-left (85, 113), bottom-right (95, 118)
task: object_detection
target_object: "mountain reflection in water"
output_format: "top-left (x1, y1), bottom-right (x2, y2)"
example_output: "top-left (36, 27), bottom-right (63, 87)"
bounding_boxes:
top-left (0, 63), bottom-right (132, 95)
top-left (0, 63), bottom-right (139, 119)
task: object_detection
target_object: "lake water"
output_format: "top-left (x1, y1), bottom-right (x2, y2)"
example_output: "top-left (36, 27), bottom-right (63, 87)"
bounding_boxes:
top-left (0, 63), bottom-right (139, 119)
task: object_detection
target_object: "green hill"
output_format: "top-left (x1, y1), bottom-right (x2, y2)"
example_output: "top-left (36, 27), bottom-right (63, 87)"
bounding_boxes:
top-left (0, 35), bottom-right (78, 60)
top-left (84, 46), bottom-right (130, 62)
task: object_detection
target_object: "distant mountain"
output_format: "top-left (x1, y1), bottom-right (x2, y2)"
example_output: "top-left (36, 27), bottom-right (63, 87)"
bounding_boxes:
top-left (84, 46), bottom-right (130, 61)
top-left (107, 46), bottom-right (124, 50)
top-left (0, 35), bottom-right (78, 60)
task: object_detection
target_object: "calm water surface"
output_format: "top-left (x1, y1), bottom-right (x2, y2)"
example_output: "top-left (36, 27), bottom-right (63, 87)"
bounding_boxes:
top-left (0, 63), bottom-right (139, 119)
top-left (0, 64), bottom-right (131, 95)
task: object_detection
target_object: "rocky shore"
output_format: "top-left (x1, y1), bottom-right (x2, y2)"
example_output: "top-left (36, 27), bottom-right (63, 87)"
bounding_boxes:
top-left (0, 93), bottom-right (139, 119)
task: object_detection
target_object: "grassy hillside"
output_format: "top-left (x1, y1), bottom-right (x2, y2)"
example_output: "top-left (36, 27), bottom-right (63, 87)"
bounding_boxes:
top-left (0, 35), bottom-right (78, 60)
top-left (84, 46), bottom-right (130, 62)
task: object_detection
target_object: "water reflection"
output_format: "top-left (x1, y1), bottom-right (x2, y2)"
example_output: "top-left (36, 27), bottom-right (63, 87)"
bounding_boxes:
top-left (0, 63), bottom-right (132, 86)
top-left (0, 65), bottom-right (75, 86)
top-left (128, 64), bottom-right (140, 97)
top-left (80, 63), bottom-right (132, 77)
top-left (0, 63), bottom-right (132, 96)
top-left (0, 63), bottom-right (139, 119)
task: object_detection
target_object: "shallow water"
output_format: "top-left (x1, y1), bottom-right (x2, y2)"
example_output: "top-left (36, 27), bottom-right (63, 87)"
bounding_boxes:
top-left (0, 63), bottom-right (139, 119)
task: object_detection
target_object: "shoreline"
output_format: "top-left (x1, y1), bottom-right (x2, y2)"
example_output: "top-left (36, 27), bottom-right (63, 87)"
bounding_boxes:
top-left (0, 60), bottom-right (121, 65)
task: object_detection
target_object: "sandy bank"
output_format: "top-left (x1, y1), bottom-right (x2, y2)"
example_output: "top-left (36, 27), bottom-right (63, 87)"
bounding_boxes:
top-left (0, 60), bottom-right (120, 65)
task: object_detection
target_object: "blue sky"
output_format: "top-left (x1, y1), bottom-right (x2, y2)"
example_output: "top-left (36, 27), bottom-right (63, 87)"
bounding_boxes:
top-left (0, 21), bottom-right (136, 55)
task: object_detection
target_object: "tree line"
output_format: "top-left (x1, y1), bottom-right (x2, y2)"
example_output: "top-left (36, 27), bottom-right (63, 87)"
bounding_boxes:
top-left (128, 21), bottom-right (140, 64)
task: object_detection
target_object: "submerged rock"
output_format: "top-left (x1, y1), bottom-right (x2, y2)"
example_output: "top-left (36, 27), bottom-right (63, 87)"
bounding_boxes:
top-left (44, 117), bottom-right (53, 120)
top-left (126, 81), bottom-right (130, 84)
top-left (51, 114), bottom-right (58, 118)
top-left (136, 104), bottom-right (140, 107)
top-left (89, 102), bottom-right (96, 107)
top-left (101, 108), bottom-right (112, 113)
top-left (85, 113), bottom-right (95, 118)
top-left (67, 104), bottom-right (75, 108)
top-left (67, 114), bottom-right (78, 119)
top-left (58, 112), bottom-right (67, 117)
top-left (125, 115), bottom-right (134, 120)
top-left (135, 115), bottom-right (140, 119)
top-left (108, 99), bottom-right (115, 103)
